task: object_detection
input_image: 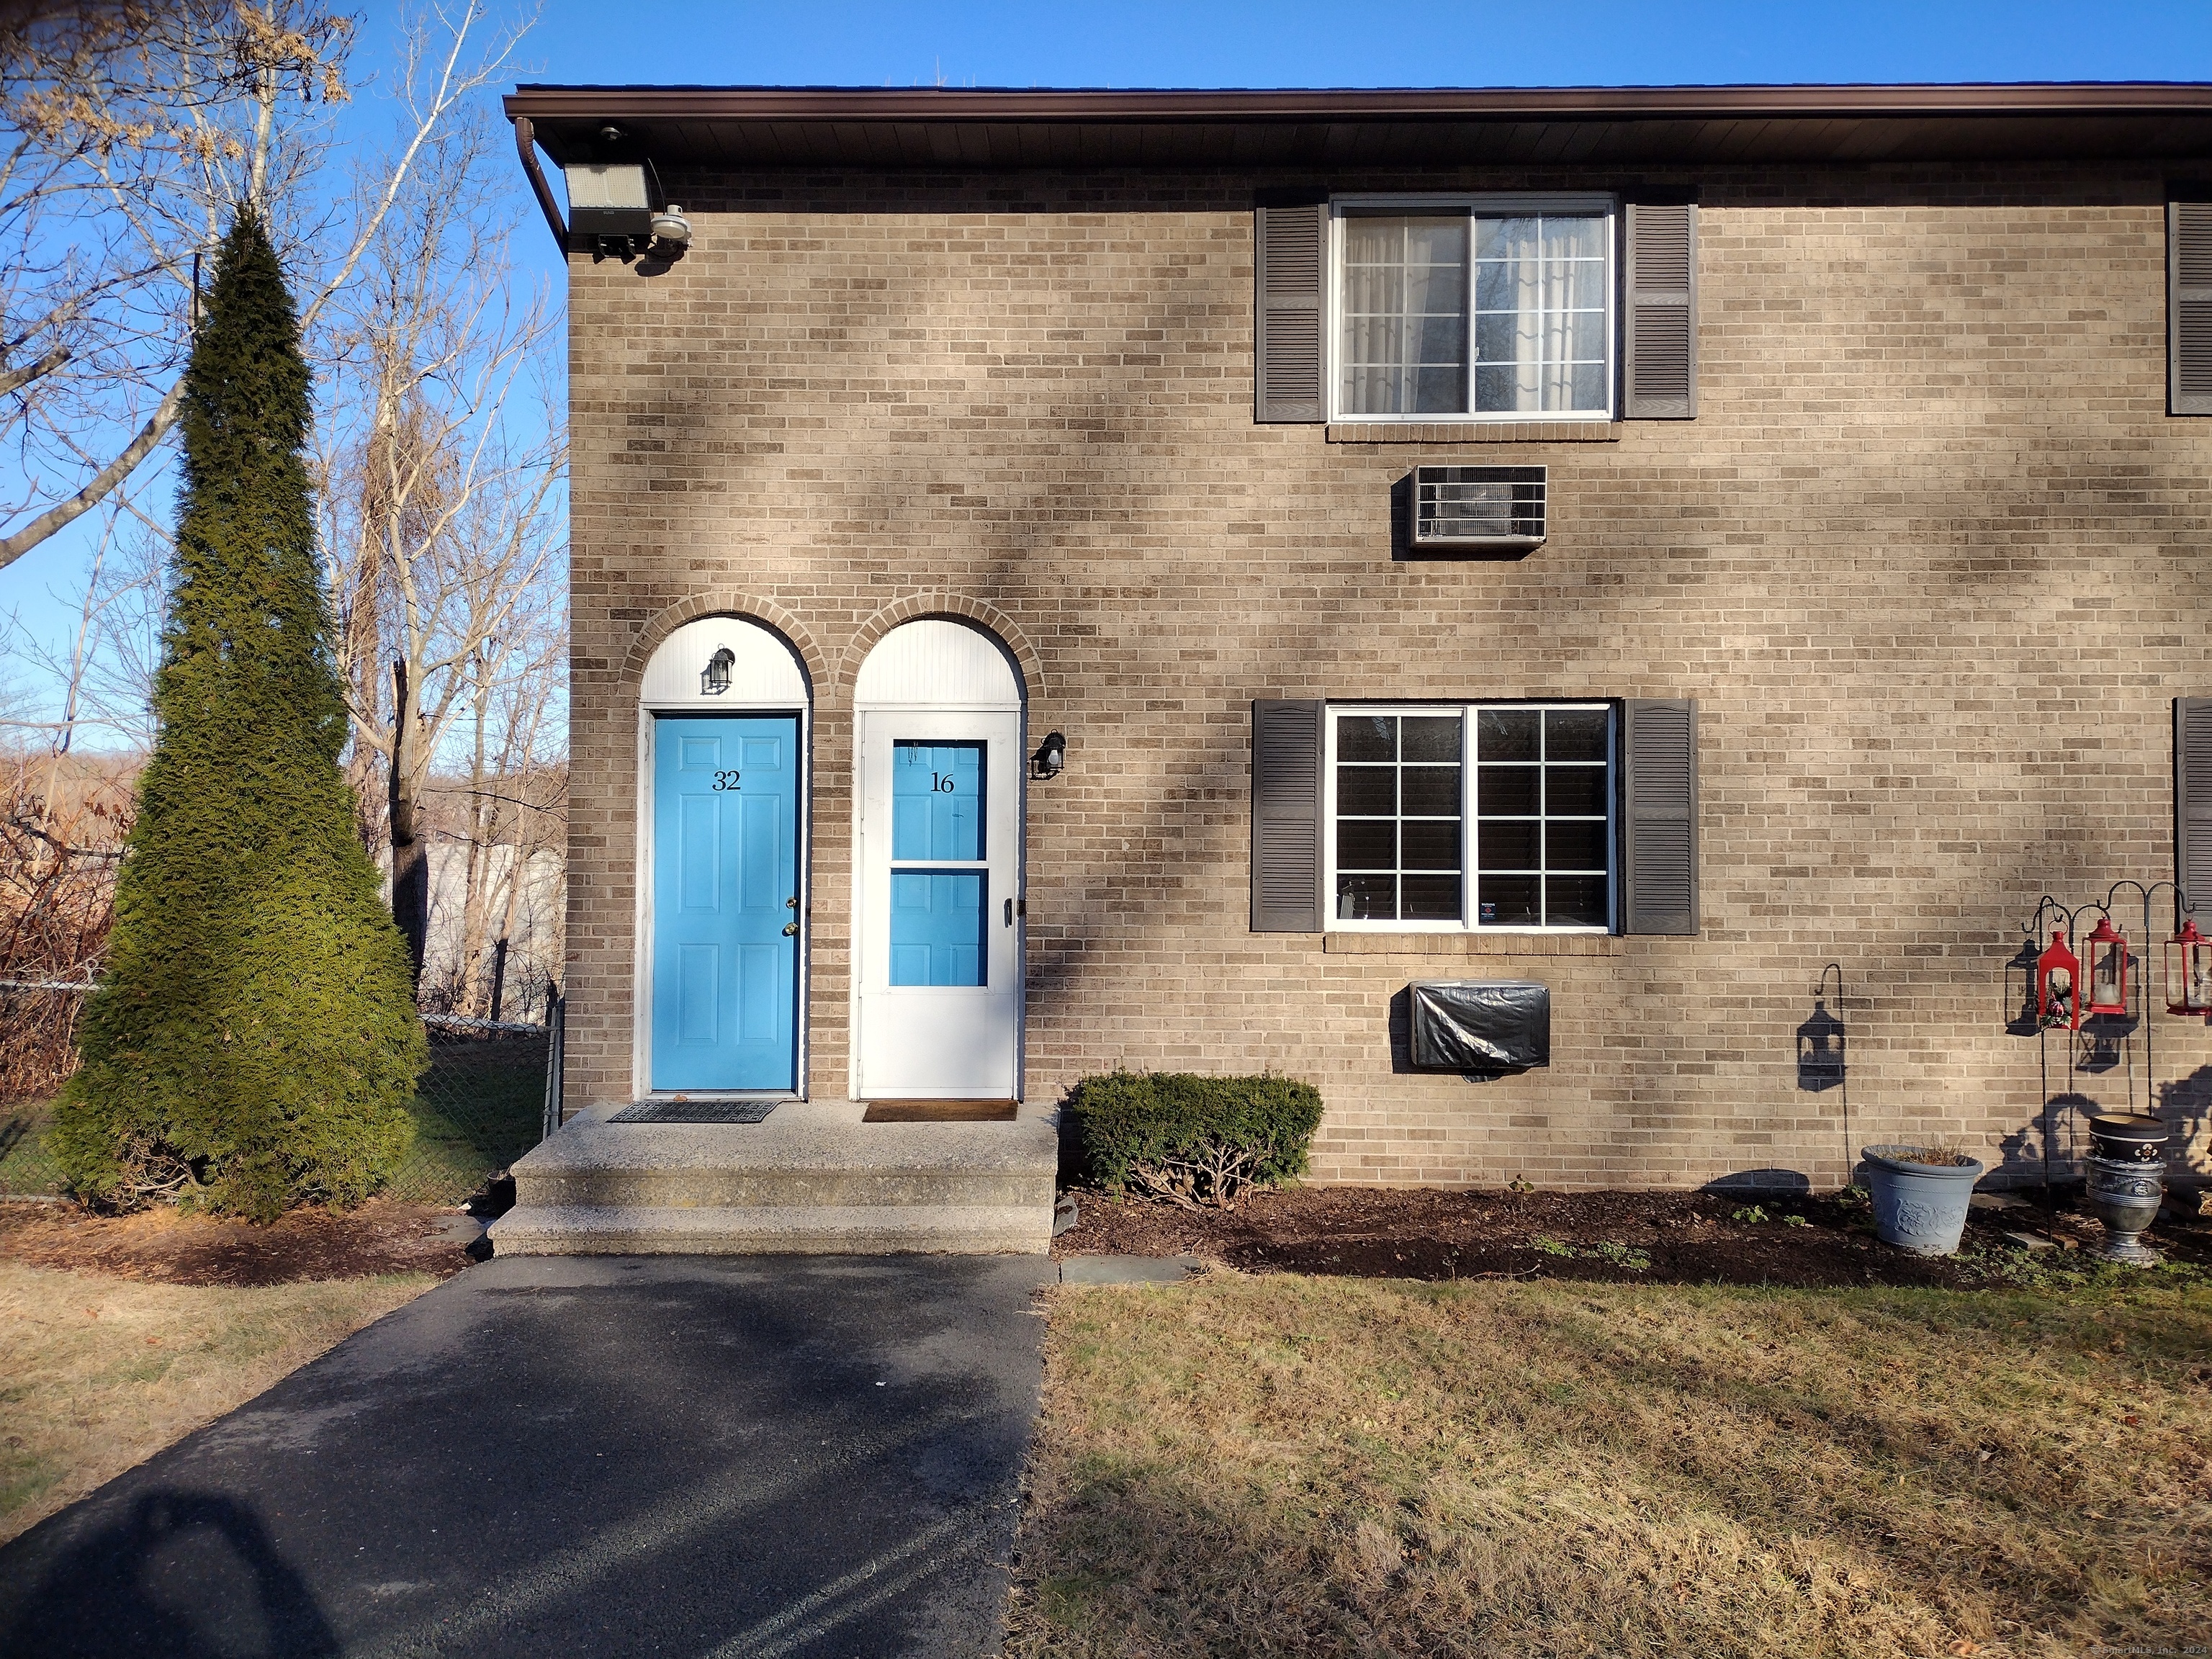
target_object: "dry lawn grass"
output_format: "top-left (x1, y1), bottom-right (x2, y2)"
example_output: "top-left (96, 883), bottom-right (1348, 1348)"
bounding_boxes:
top-left (0, 1259), bottom-right (432, 1545)
top-left (1007, 1273), bottom-right (2212, 1659)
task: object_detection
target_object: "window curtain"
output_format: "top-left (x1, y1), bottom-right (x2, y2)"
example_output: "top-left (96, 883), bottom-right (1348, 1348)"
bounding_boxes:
top-left (1340, 217), bottom-right (1467, 415)
top-left (1475, 215), bottom-right (1606, 414)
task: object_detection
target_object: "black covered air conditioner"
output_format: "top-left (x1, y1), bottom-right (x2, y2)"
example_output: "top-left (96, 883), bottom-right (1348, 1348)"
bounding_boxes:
top-left (1408, 979), bottom-right (1550, 1072)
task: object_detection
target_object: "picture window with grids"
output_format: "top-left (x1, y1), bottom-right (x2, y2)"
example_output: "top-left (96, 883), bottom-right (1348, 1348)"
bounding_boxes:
top-left (1328, 703), bottom-right (1614, 932)
top-left (1332, 195), bottom-right (1614, 422)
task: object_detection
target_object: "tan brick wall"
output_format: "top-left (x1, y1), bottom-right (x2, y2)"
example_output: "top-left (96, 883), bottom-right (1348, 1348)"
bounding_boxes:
top-left (564, 161), bottom-right (2212, 1192)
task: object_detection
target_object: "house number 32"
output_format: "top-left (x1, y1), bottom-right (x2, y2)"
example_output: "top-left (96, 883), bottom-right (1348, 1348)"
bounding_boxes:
top-left (711, 770), bottom-right (741, 791)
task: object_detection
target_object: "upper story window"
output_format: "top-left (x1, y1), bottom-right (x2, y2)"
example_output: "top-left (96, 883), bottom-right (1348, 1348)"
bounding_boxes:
top-left (1332, 197), bottom-right (1615, 423)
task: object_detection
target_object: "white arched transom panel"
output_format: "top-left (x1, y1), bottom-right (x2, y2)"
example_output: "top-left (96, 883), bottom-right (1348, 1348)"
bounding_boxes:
top-left (641, 615), bottom-right (810, 708)
top-left (853, 618), bottom-right (1023, 710)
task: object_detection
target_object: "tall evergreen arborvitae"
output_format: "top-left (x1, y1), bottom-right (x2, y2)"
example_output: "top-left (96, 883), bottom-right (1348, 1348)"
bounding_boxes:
top-left (51, 212), bottom-right (423, 1220)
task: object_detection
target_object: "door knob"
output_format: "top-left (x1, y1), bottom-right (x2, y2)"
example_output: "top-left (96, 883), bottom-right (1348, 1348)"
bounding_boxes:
top-left (786, 896), bottom-right (799, 909)
top-left (782, 922), bottom-right (798, 936)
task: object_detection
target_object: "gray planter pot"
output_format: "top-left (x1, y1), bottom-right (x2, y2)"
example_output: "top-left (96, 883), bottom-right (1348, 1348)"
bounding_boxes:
top-left (2085, 1156), bottom-right (2164, 1264)
top-left (1861, 1144), bottom-right (1985, 1256)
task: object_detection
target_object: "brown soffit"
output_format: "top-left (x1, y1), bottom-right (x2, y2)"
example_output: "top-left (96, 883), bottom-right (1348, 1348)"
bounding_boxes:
top-left (503, 81), bottom-right (2212, 171)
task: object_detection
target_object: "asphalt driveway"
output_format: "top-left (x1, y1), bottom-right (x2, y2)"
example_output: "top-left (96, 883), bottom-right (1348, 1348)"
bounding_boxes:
top-left (0, 1254), bottom-right (1056, 1658)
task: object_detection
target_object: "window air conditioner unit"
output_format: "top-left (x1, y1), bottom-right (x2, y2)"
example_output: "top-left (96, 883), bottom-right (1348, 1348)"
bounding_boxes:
top-left (1408, 464), bottom-right (1546, 552)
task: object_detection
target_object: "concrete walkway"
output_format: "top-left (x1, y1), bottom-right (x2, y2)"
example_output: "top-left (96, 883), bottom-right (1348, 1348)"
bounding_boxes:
top-left (0, 1255), bottom-right (1056, 1658)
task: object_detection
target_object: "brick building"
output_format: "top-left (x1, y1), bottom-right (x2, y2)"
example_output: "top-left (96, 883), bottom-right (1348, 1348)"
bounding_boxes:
top-left (498, 84), bottom-right (2212, 1245)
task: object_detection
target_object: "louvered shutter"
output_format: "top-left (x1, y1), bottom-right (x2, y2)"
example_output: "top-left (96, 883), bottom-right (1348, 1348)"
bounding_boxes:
top-left (1252, 699), bottom-right (1326, 932)
top-left (1255, 200), bottom-right (1326, 423)
top-left (1622, 203), bottom-right (1697, 420)
top-left (2177, 699), bottom-right (2212, 905)
top-left (1622, 698), bottom-right (1699, 935)
top-left (2170, 203), bottom-right (2212, 415)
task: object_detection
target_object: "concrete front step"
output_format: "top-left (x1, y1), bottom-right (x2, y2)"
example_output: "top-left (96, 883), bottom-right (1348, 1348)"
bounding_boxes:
top-left (487, 1203), bottom-right (1052, 1256)
top-left (490, 1099), bottom-right (1058, 1256)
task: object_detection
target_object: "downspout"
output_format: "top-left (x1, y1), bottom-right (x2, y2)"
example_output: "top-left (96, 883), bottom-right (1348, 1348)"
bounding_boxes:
top-left (512, 115), bottom-right (570, 259)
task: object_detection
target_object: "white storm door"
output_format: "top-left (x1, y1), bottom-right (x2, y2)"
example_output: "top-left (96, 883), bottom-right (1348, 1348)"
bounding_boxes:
top-left (855, 710), bottom-right (1022, 1100)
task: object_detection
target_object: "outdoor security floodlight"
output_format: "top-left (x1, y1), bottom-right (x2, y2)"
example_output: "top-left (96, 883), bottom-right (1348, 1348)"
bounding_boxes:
top-left (565, 160), bottom-right (653, 241)
top-left (701, 647), bottom-right (734, 696)
top-left (1031, 731), bottom-right (1066, 779)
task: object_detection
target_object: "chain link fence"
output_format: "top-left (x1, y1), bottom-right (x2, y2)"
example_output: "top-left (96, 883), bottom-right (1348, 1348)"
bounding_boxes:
top-left (0, 981), bottom-right (562, 1206)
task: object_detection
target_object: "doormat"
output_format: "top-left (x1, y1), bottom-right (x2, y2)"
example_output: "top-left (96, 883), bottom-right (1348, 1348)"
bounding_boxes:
top-left (610, 1099), bottom-right (781, 1125)
top-left (862, 1100), bottom-right (1019, 1123)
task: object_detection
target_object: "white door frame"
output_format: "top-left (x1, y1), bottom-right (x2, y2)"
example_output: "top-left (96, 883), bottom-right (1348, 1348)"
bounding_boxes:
top-left (631, 616), bottom-right (813, 1102)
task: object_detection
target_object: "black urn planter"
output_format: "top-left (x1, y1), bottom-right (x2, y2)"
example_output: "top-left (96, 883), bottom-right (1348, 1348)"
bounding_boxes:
top-left (2084, 1114), bottom-right (2169, 1265)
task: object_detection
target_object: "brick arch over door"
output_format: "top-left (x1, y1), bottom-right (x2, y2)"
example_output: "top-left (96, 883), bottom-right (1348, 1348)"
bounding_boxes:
top-left (619, 593), bottom-right (830, 697)
top-left (837, 594), bottom-right (1048, 709)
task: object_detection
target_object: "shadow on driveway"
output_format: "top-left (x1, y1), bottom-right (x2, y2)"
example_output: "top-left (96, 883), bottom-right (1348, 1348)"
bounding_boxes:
top-left (0, 1254), bottom-right (1055, 1658)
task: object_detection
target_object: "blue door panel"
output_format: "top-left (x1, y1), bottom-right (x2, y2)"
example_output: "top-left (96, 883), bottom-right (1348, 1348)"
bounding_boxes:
top-left (678, 943), bottom-right (718, 1046)
top-left (652, 715), bottom-right (799, 1092)
top-left (739, 793), bottom-right (781, 907)
top-left (679, 794), bottom-right (719, 911)
top-left (889, 870), bottom-right (987, 986)
top-left (737, 943), bottom-right (777, 1044)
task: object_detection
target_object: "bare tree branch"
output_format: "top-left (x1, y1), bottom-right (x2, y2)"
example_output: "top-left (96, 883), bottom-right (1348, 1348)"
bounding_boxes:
top-left (0, 342), bottom-right (68, 398)
top-left (0, 374), bottom-right (180, 572)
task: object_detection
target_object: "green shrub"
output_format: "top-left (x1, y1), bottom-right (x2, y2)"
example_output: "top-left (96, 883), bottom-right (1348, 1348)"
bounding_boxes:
top-left (1064, 1071), bottom-right (1323, 1209)
top-left (48, 212), bottom-right (422, 1221)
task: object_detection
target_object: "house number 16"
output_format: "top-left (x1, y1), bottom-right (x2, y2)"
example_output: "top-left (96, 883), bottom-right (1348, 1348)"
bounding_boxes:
top-left (929, 773), bottom-right (958, 793)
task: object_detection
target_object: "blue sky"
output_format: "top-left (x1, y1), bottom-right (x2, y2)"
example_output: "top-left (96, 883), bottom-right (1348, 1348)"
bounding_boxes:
top-left (7, 0), bottom-right (2212, 729)
top-left (508, 1), bottom-right (2212, 91)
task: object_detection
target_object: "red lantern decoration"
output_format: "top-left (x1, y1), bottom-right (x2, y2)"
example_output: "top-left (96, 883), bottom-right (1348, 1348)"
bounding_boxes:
top-left (2036, 929), bottom-right (2080, 1030)
top-left (2165, 917), bottom-right (2212, 1015)
top-left (2083, 914), bottom-right (2131, 1017)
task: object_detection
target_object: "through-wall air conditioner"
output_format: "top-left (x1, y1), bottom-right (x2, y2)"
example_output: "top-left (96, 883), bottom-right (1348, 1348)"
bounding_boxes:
top-left (1408, 464), bottom-right (1547, 552)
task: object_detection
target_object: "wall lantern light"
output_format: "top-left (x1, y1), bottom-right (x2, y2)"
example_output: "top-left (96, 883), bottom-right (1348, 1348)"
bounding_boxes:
top-left (701, 647), bottom-right (734, 696)
top-left (2165, 915), bottom-right (2212, 1015)
top-left (2083, 914), bottom-right (2131, 1017)
top-left (2036, 928), bottom-right (2080, 1030)
top-left (1031, 730), bottom-right (1066, 780)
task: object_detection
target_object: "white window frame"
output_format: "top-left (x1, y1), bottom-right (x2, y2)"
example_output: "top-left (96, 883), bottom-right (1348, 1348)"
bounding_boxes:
top-left (1323, 701), bottom-right (1617, 935)
top-left (1326, 193), bottom-right (1618, 426)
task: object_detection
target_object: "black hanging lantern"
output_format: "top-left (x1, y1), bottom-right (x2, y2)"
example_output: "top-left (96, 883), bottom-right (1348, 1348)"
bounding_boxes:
top-left (701, 646), bottom-right (734, 696)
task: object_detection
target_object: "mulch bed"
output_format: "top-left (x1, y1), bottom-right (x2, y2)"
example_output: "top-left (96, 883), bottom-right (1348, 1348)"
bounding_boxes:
top-left (1052, 1183), bottom-right (2212, 1288)
top-left (0, 1197), bottom-right (485, 1287)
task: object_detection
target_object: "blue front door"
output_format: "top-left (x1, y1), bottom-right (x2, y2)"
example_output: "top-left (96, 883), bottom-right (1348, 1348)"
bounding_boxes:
top-left (651, 714), bottom-right (800, 1092)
